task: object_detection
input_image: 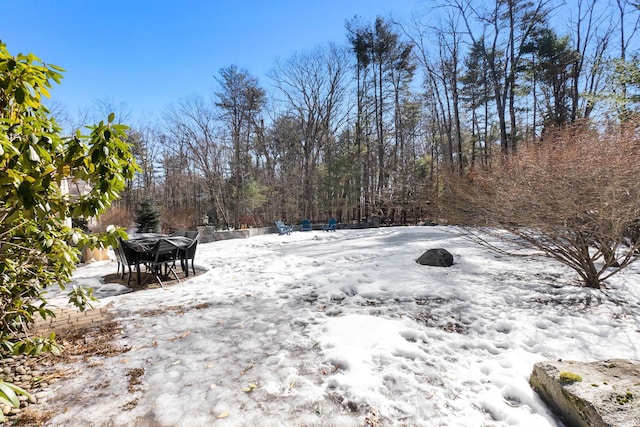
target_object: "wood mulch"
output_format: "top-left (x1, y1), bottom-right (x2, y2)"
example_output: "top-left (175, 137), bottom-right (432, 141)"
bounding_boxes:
top-left (102, 267), bottom-right (201, 290)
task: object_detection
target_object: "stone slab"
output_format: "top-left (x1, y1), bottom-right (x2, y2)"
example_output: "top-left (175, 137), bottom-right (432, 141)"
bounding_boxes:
top-left (530, 359), bottom-right (640, 427)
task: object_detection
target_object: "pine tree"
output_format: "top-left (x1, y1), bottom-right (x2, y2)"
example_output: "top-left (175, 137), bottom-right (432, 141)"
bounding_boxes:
top-left (135, 198), bottom-right (161, 233)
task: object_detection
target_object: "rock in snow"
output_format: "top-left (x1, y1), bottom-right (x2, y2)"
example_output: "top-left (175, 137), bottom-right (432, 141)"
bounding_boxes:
top-left (416, 248), bottom-right (454, 267)
top-left (530, 359), bottom-right (640, 427)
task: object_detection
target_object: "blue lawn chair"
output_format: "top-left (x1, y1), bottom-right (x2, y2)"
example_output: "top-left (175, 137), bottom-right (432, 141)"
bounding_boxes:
top-left (275, 220), bottom-right (293, 235)
top-left (322, 217), bottom-right (337, 232)
top-left (300, 219), bottom-right (312, 231)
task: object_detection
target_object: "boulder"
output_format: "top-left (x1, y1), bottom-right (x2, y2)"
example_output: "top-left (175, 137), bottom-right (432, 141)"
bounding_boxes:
top-left (530, 359), bottom-right (640, 427)
top-left (416, 248), bottom-right (453, 267)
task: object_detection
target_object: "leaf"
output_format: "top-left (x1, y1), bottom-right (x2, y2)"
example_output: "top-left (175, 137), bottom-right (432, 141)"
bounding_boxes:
top-left (33, 343), bottom-right (43, 355)
top-left (0, 382), bottom-right (20, 407)
top-left (39, 85), bottom-right (51, 98)
top-left (217, 411), bottom-right (230, 418)
top-left (0, 394), bottom-right (15, 407)
top-left (49, 64), bottom-right (65, 72)
top-left (18, 181), bottom-right (35, 210)
top-left (15, 86), bottom-right (25, 104)
top-left (108, 112), bottom-right (115, 123)
top-left (27, 145), bottom-right (40, 162)
top-left (91, 148), bottom-right (101, 163)
top-left (242, 383), bottom-right (257, 392)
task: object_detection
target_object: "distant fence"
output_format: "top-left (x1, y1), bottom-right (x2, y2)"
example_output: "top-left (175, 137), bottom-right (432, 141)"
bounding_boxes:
top-left (196, 226), bottom-right (272, 243)
top-left (197, 218), bottom-right (383, 244)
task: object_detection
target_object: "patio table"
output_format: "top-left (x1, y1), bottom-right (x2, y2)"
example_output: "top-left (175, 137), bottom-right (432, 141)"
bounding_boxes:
top-left (127, 235), bottom-right (194, 285)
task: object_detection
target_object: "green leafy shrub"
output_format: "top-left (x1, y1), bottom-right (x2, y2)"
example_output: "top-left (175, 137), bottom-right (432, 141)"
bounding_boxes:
top-left (0, 41), bottom-right (139, 352)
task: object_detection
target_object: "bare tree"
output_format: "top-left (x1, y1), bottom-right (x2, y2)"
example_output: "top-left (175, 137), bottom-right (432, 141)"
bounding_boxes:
top-left (566, 0), bottom-right (615, 121)
top-left (119, 124), bottom-right (163, 217)
top-left (164, 95), bottom-right (229, 228)
top-left (411, 11), bottom-right (465, 173)
top-left (269, 43), bottom-right (350, 220)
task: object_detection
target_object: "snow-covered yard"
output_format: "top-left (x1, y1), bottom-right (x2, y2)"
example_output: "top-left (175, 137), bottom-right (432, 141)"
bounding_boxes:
top-left (41, 226), bottom-right (640, 426)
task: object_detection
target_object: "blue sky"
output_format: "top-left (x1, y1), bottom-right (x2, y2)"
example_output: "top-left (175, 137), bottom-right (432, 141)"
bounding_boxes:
top-left (3, 1), bottom-right (419, 123)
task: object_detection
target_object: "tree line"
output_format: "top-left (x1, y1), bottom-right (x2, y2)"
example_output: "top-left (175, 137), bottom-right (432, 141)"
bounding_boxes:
top-left (82, 0), bottom-right (639, 232)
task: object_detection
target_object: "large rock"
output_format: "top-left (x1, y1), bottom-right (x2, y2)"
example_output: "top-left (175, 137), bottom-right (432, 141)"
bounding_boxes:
top-left (416, 248), bottom-right (454, 267)
top-left (530, 359), bottom-right (640, 427)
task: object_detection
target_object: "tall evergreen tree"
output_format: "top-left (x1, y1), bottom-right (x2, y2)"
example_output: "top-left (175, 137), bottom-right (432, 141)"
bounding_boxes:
top-left (453, 0), bottom-right (551, 155)
top-left (346, 16), bottom-right (415, 217)
top-left (522, 28), bottom-right (580, 130)
top-left (461, 39), bottom-right (495, 166)
top-left (215, 65), bottom-right (265, 229)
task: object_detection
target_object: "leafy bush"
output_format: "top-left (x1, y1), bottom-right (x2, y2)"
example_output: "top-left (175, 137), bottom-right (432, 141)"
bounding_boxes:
top-left (0, 42), bottom-right (139, 351)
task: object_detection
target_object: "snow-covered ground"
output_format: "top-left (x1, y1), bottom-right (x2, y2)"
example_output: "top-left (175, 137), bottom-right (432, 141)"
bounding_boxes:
top-left (41, 226), bottom-right (640, 426)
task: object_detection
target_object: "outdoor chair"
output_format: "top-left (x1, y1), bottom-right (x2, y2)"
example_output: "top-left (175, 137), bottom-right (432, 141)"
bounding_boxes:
top-left (118, 238), bottom-right (142, 285)
top-left (139, 238), bottom-right (181, 287)
top-left (300, 219), bottom-right (312, 231)
top-left (322, 217), bottom-right (337, 232)
top-left (113, 241), bottom-right (126, 279)
top-left (185, 230), bottom-right (199, 239)
top-left (275, 220), bottom-right (293, 235)
top-left (178, 231), bottom-right (200, 276)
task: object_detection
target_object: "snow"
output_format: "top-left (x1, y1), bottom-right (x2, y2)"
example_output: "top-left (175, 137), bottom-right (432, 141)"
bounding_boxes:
top-left (40, 226), bottom-right (640, 426)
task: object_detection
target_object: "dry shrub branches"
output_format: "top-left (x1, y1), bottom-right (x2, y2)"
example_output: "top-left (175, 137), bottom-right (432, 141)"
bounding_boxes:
top-left (95, 206), bottom-right (134, 232)
top-left (451, 124), bottom-right (640, 288)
